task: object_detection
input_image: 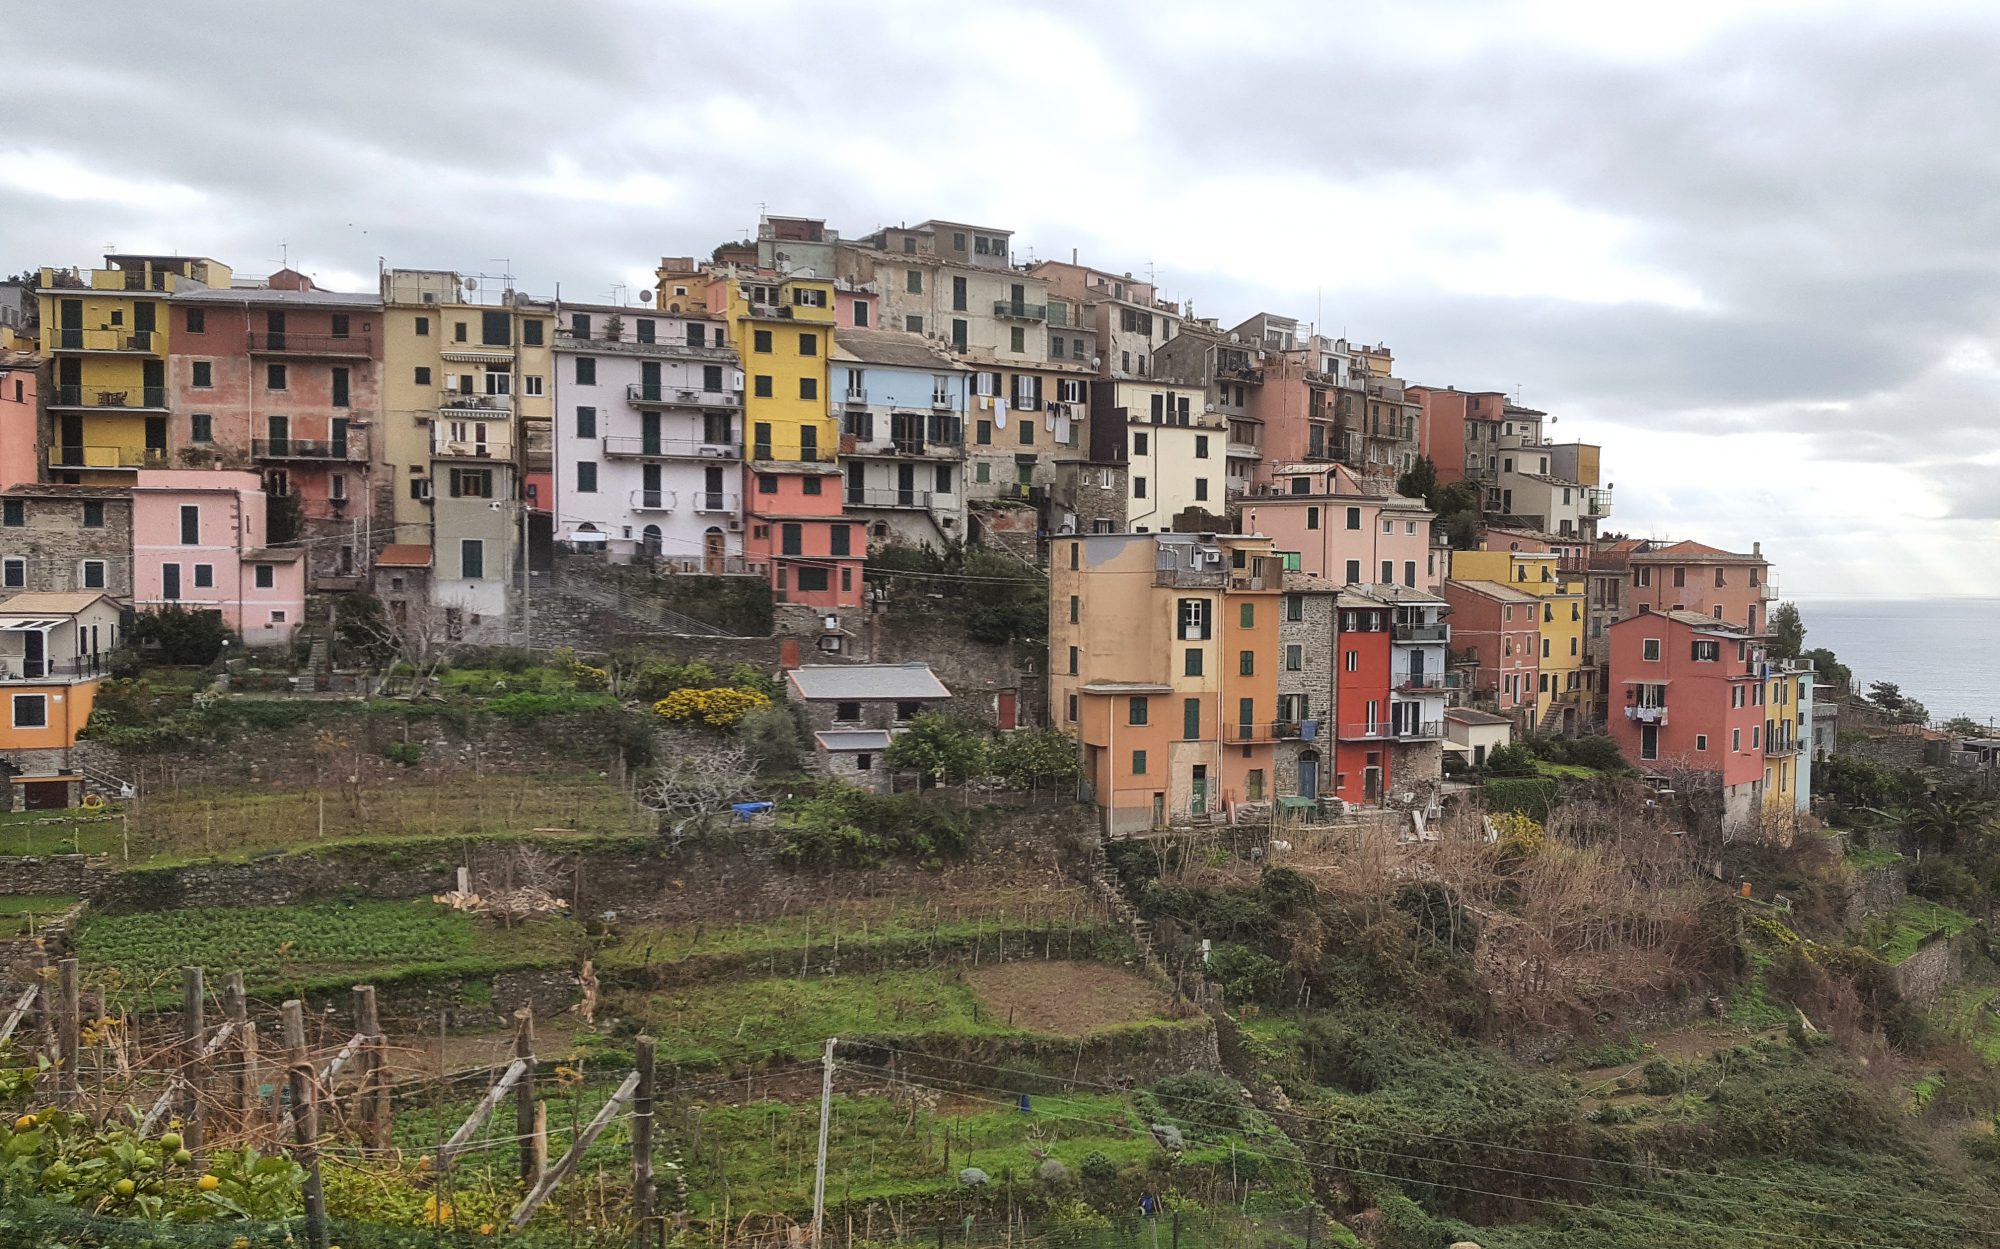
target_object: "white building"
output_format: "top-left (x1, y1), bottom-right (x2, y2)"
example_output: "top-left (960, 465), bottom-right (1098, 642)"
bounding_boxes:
top-left (551, 302), bottom-right (744, 569)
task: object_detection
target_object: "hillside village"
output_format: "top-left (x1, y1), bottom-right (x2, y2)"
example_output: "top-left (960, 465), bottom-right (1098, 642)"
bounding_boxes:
top-left (0, 218), bottom-right (1997, 1246)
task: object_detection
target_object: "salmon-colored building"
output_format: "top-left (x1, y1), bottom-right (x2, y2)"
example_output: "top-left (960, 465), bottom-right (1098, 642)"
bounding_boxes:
top-left (1607, 609), bottom-right (1771, 831)
top-left (1331, 590), bottom-right (1397, 804)
top-left (1441, 579), bottom-right (1541, 724)
top-left (1626, 540), bottom-right (1774, 635)
top-left (1239, 462), bottom-right (1439, 589)
top-left (130, 469), bottom-right (307, 647)
top-left (0, 352), bottom-right (40, 491)
top-left (742, 465), bottom-right (864, 609)
top-left (1050, 532), bottom-right (1281, 835)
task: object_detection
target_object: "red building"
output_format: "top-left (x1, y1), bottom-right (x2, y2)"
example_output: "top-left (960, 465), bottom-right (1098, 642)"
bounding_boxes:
top-left (742, 464), bottom-right (864, 609)
top-left (169, 270), bottom-right (384, 589)
top-left (0, 351), bottom-right (40, 491)
top-left (1607, 609), bottom-right (1770, 831)
top-left (1441, 579), bottom-right (1540, 724)
top-left (1332, 590), bottom-right (1395, 804)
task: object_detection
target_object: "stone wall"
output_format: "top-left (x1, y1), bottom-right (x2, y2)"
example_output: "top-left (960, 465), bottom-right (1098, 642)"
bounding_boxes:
top-left (1054, 462), bottom-right (1127, 535)
top-left (1843, 863), bottom-right (1906, 930)
top-left (866, 606), bottom-right (1045, 728)
top-left (0, 854), bottom-right (102, 896)
top-left (1893, 928), bottom-right (1978, 1006)
top-left (0, 488), bottom-right (135, 599)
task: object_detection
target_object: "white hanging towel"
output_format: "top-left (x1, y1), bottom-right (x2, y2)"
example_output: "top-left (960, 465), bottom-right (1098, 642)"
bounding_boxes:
top-left (994, 398), bottom-right (1008, 429)
top-left (1044, 406), bottom-right (1056, 432)
top-left (1055, 414), bottom-right (1071, 444)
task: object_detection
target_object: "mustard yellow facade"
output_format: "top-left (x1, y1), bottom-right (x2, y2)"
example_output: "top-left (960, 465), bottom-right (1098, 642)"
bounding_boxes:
top-left (704, 275), bottom-right (837, 463)
top-left (1763, 665), bottom-right (1810, 813)
top-left (40, 256), bottom-right (230, 482)
top-left (1450, 548), bottom-right (1586, 730)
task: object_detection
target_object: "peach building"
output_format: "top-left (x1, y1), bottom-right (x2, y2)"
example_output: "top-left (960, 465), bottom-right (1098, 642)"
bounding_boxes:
top-left (0, 352), bottom-right (40, 491)
top-left (1238, 463), bottom-right (1437, 589)
top-left (0, 591), bottom-right (119, 810)
top-left (130, 469), bottom-right (306, 646)
top-left (1607, 609), bottom-right (1771, 832)
top-left (1626, 540), bottom-right (1774, 635)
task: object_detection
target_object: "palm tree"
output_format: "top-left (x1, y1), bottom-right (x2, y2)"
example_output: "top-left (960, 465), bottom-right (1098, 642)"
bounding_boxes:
top-left (1894, 792), bottom-right (1996, 857)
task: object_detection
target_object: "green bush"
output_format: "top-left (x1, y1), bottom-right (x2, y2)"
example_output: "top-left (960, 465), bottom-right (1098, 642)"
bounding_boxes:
top-left (128, 606), bottom-right (233, 666)
top-left (1207, 942), bottom-right (1285, 1003)
top-left (1486, 776), bottom-right (1558, 820)
top-left (1259, 866), bottom-right (1317, 915)
top-left (774, 784), bottom-right (971, 868)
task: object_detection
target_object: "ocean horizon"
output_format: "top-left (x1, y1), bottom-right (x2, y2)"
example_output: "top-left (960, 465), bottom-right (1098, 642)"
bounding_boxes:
top-left (1786, 596), bottom-right (2000, 727)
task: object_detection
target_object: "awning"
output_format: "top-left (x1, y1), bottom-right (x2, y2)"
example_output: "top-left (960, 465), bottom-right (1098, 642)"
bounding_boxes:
top-left (815, 729), bottom-right (893, 752)
top-left (0, 618), bottom-right (60, 631)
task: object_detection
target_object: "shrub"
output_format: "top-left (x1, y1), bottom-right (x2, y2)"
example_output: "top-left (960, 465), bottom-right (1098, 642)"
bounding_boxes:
top-left (1486, 777), bottom-right (1558, 821)
top-left (882, 713), bottom-right (990, 785)
top-left (1260, 866), bottom-right (1317, 915)
top-left (773, 783), bottom-right (971, 868)
top-left (1208, 942), bottom-right (1285, 1003)
top-left (128, 605), bottom-right (233, 666)
top-left (1484, 742), bottom-right (1537, 776)
top-left (738, 703), bottom-right (806, 776)
top-left (653, 685), bottom-right (771, 730)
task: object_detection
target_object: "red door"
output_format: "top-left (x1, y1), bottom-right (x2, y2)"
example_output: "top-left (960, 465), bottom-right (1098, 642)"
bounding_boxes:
top-left (997, 692), bottom-right (1017, 731)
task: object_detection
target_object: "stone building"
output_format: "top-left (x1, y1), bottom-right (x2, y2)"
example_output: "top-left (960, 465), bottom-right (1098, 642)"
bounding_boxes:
top-left (0, 484), bottom-right (134, 599)
top-left (784, 662), bottom-right (951, 791)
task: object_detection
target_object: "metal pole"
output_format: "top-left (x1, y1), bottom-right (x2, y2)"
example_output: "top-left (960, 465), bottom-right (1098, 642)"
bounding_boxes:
top-left (810, 1036), bottom-right (837, 1247)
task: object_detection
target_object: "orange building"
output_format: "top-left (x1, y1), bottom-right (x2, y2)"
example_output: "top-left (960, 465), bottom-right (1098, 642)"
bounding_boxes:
top-left (1050, 532), bottom-right (1280, 835)
top-left (0, 591), bottom-right (120, 809)
top-left (1607, 609), bottom-right (1771, 832)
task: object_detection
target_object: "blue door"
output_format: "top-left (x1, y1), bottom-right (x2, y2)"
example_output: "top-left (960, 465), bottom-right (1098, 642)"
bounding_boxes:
top-left (1298, 752), bottom-right (1320, 800)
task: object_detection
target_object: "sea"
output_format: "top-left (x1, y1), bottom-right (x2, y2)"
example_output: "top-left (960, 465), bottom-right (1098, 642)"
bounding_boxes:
top-left (1790, 598), bottom-right (2000, 728)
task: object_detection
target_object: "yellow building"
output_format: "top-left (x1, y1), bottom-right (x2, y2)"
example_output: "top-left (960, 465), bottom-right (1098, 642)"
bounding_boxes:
top-left (1450, 548), bottom-right (1587, 732)
top-left (1763, 662), bottom-right (1810, 813)
top-left (701, 273), bottom-right (837, 463)
top-left (40, 255), bottom-right (229, 482)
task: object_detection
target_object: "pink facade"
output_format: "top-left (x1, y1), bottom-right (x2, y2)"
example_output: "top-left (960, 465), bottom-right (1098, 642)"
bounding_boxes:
top-left (1441, 580), bottom-right (1540, 716)
top-left (742, 466), bottom-right (865, 609)
top-left (1627, 541), bottom-right (1772, 635)
top-left (1242, 464), bottom-right (1434, 589)
top-left (131, 470), bottom-right (307, 646)
top-left (837, 288), bottom-right (878, 330)
top-left (1607, 610), bottom-right (1766, 787)
top-left (0, 359), bottom-right (38, 491)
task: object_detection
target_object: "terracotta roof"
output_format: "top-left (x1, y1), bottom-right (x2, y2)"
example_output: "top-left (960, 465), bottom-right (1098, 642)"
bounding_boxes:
top-left (375, 544), bottom-right (433, 568)
top-left (1630, 540), bottom-right (1762, 563)
top-left (1445, 579), bottom-right (1538, 604)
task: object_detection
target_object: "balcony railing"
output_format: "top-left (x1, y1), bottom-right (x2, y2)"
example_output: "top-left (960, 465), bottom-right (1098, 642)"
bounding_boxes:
top-left (992, 301), bottom-right (1048, 321)
top-left (625, 384), bottom-right (741, 409)
top-left (0, 654), bottom-right (110, 682)
top-left (1390, 720), bottom-right (1445, 741)
top-left (1393, 671), bottom-right (1452, 691)
top-left (1153, 566), bottom-right (1226, 589)
top-left (1584, 487), bottom-right (1614, 518)
top-left (47, 445), bottom-right (167, 470)
top-left (438, 390), bottom-right (514, 414)
top-left (1222, 721), bottom-right (1308, 743)
top-left (1229, 575), bottom-right (1270, 591)
top-left (252, 435), bottom-right (368, 463)
top-left (50, 385), bottom-right (168, 410)
top-left (1392, 622), bottom-right (1450, 643)
top-left (602, 436), bottom-right (742, 460)
top-left (628, 490), bottom-right (677, 513)
top-left (841, 389), bottom-right (869, 407)
top-left (691, 490), bottom-right (739, 514)
top-left (54, 328), bottom-right (158, 354)
top-left (1338, 723), bottom-right (1391, 740)
top-left (245, 331), bottom-right (373, 356)
top-left (431, 434), bottom-right (514, 460)
top-left (1625, 704), bottom-right (1669, 724)
top-left (749, 445), bottom-right (838, 464)
top-left (1765, 736), bottom-right (1801, 757)
top-left (846, 487), bottom-right (941, 510)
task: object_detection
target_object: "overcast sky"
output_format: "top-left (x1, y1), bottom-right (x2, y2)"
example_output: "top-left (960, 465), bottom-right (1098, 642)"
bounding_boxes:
top-left (9, 1), bottom-right (1997, 600)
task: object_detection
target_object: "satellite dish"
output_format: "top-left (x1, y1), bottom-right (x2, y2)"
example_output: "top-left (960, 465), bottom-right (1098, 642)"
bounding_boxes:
top-left (640, 290), bottom-right (654, 303)
top-left (463, 278), bottom-right (477, 291)
top-left (1091, 356), bottom-right (1102, 368)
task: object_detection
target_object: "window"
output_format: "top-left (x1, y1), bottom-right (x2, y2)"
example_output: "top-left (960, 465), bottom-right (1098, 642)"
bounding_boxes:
top-left (330, 367), bottom-right (350, 408)
top-left (161, 563), bottom-right (181, 599)
top-left (523, 375), bottom-right (544, 396)
top-left (1019, 420), bottom-right (1033, 445)
top-left (1184, 648), bottom-right (1203, 676)
top-left (415, 315), bottom-right (430, 336)
top-left (184, 308), bottom-right (205, 334)
top-left (757, 474), bottom-right (778, 494)
top-left (192, 361), bottom-right (212, 388)
top-left (1642, 639), bottom-right (1662, 661)
top-left (449, 468), bottom-right (493, 498)
top-left (414, 366), bottom-right (432, 385)
top-left (179, 505), bottom-right (200, 545)
top-left (1010, 326), bottom-right (1025, 352)
top-left (834, 700), bottom-right (862, 722)
top-left (461, 539), bottom-right (485, 579)
top-left (1239, 650), bottom-right (1255, 676)
top-left (1132, 750), bottom-right (1148, 775)
top-left (976, 420), bottom-right (991, 445)
top-left (1732, 728), bottom-right (1742, 752)
top-left (800, 377), bottom-right (818, 401)
top-left (522, 319), bottom-right (544, 346)
top-left (1673, 566), bottom-right (1686, 587)
top-left (754, 375), bottom-right (773, 398)
top-left (2, 500), bottom-right (21, 528)
top-left (266, 364), bottom-right (287, 391)
top-left (905, 315), bottom-right (924, 333)
top-left (453, 321), bottom-right (468, 342)
top-left (1382, 560), bottom-right (1393, 583)
top-left (853, 302), bottom-right (869, 327)
top-left (1284, 594), bottom-right (1303, 622)
top-left (781, 523), bottom-right (802, 556)
top-left (575, 406), bottom-right (597, 438)
top-left (1183, 698), bottom-right (1201, 740)
top-left (1692, 640), bottom-right (1720, 662)
top-left (1285, 644), bottom-right (1303, 671)
top-left (797, 567), bottom-right (830, 593)
top-left (1306, 506), bottom-right (1319, 530)
top-left (1403, 561), bottom-right (1416, 587)
top-left (1068, 595), bottom-right (1079, 624)
top-left (0, 558), bottom-right (20, 588)
top-left (799, 332), bottom-right (817, 356)
top-left (575, 357), bottom-right (596, 385)
top-left (1133, 432), bottom-right (1149, 456)
top-left (480, 311), bottom-right (509, 346)
top-left (247, 563), bottom-right (272, 590)
top-left (830, 525), bottom-right (851, 556)
top-left (81, 560), bottom-right (105, 589)
top-left (1696, 734), bottom-right (1709, 751)
top-left (906, 270), bottom-right (923, 293)
top-left (1346, 506), bottom-right (1361, 529)
top-left (1128, 697), bottom-right (1149, 726)
top-left (1344, 650), bottom-right (1358, 673)
top-left (11, 694), bottom-right (45, 729)
top-left (192, 563), bottom-right (213, 589)
top-left (1067, 694), bottom-right (1078, 722)
top-left (82, 501), bottom-right (104, 528)
top-left (1068, 645), bottom-right (1079, 674)
top-left (1133, 477), bottom-right (1147, 498)
top-left (1345, 559), bottom-right (1361, 583)
top-left (576, 462), bottom-right (598, 493)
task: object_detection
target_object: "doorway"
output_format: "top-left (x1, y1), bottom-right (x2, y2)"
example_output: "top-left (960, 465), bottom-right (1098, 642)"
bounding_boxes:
top-left (1191, 764), bottom-right (1208, 817)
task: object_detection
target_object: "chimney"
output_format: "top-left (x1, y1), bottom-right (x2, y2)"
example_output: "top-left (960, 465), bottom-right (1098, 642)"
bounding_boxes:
top-left (1752, 541), bottom-right (1761, 556)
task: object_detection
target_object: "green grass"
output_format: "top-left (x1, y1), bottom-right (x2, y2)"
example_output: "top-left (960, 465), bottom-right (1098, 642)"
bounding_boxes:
top-left (599, 887), bottom-right (1100, 971)
top-left (1866, 898), bottom-right (1976, 964)
top-left (1931, 978), bottom-right (2000, 1062)
top-left (1844, 845), bottom-right (1904, 870)
top-left (1530, 759), bottom-right (1598, 780)
top-left (0, 811), bottom-right (121, 857)
top-left (0, 894), bottom-right (80, 936)
top-left (74, 899), bottom-right (583, 1001)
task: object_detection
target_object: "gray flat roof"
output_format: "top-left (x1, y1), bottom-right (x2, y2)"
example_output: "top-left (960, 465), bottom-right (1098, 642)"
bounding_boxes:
top-left (788, 663), bottom-right (951, 701)
top-left (816, 729), bottom-right (894, 752)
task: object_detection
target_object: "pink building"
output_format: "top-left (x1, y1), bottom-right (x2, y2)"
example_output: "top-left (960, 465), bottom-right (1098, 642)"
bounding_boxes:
top-left (742, 464), bottom-right (865, 609)
top-left (1239, 463), bottom-right (1436, 589)
top-left (0, 352), bottom-right (39, 491)
top-left (1441, 579), bottom-right (1540, 720)
top-left (131, 469), bottom-right (306, 646)
top-left (1626, 540), bottom-right (1774, 635)
top-left (836, 285), bottom-right (878, 330)
top-left (1606, 609), bottom-right (1769, 828)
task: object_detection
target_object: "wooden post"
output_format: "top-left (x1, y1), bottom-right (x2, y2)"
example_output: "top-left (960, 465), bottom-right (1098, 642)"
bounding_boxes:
top-left (514, 1007), bottom-right (539, 1187)
top-left (57, 958), bottom-right (80, 1105)
top-left (632, 1037), bottom-right (656, 1249)
top-left (182, 967), bottom-right (205, 1155)
top-left (282, 1000), bottom-right (329, 1249)
top-left (223, 973), bottom-right (253, 1134)
top-left (353, 985), bottom-right (388, 1153)
top-left (436, 1058), bottom-right (529, 1170)
top-left (509, 1069), bottom-right (639, 1229)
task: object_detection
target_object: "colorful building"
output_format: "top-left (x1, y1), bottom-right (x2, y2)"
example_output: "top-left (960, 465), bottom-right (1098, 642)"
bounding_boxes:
top-left (1050, 532), bottom-right (1281, 835)
top-left (0, 350), bottom-right (41, 491)
top-left (0, 591), bottom-right (120, 810)
top-left (1450, 547), bottom-right (1588, 732)
top-left (1764, 661), bottom-right (1814, 814)
top-left (169, 270), bottom-right (383, 590)
top-left (40, 256), bottom-right (230, 482)
top-left (1440, 579), bottom-right (1541, 724)
top-left (1607, 610), bottom-right (1772, 832)
top-left (830, 328), bottom-right (967, 550)
top-left (550, 301), bottom-right (742, 569)
top-left (0, 484), bottom-right (132, 599)
top-left (130, 469), bottom-right (306, 647)
top-left (1626, 540), bottom-right (1774, 635)
top-left (1239, 462), bottom-right (1437, 589)
top-left (1081, 378), bottom-right (1226, 531)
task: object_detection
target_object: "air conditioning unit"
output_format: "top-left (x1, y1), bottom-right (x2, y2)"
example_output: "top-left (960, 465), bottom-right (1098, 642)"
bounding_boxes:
top-left (725, 518), bottom-right (744, 532)
top-left (698, 445), bottom-right (728, 458)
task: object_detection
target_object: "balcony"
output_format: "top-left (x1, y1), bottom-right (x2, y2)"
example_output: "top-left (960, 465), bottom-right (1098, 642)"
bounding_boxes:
top-left (47, 445), bottom-right (167, 470)
top-left (749, 445), bottom-right (839, 465)
top-left (691, 490), bottom-right (740, 514)
top-left (846, 487), bottom-right (945, 510)
top-left (1392, 622), bottom-right (1450, 643)
top-left (628, 489), bottom-right (677, 513)
top-left (245, 331), bottom-right (373, 357)
top-left (1393, 671), bottom-right (1452, 691)
top-left (1390, 720), bottom-right (1446, 741)
top-left (1584, 487), bottom-right (1614, 518)
top-left (0, 654), bottom-right (110, 682)
top-left (1337, 723), bottom-right (1392, 740)
top-left (992, 301), bottom-right (1048, 321)
top-left (1223, 721), bottom-right (1308, 743)
top-left (1226, 441), bottom-right (1260, 459)
top-left (602, 436), bottom-right (742, 460)
top-left (50, 385), bottom-right (168, 411)
top-left (1229, 574), bottom-right (1271, 591)
top-left (438, 390), bottom-right (514, 415)
top-left (625, 383), bottom-right (742, 409)
top-left (252, 434), bottom-right (368, 463)
top-left (1625, 704), bottom-right (1669, 725)
top-left (431, 432), bottom-right (514, 460)
top-left (1154, 566), bottom-right (1226, 589)
top-left (841, 389), bottom-right (869, 407)
top-left (1765, 736), bottom-right (1802, 757)
top-left (54, 328), bottom-right (159, 354)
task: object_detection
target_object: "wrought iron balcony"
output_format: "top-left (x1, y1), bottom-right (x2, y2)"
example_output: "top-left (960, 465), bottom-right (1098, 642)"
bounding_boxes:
top-left (438, 390), bottom-right (514, 414)
top-left (628, 490), bottom-right (677, 513)
top-left (1625, 704), bottom-right (1669, 725)
top-left (245, 331), bottom-right (373, 357)
top-left (691, 491), bottom-right (740, 514)
top-left (846, 487), bottom-right (939, 510)
top-left (626, 383), bottom-right (741, 409)
top-left (50, 385), bottom-right (167, 411)
top-left (602, 436), bottom-right (742, 460)
top-left (1222, 720), bottom-right (1307, 743)
top-left (1392, 671), bottom-right (1452, 691)
top-left (54, 328), bottom-right (159, 354)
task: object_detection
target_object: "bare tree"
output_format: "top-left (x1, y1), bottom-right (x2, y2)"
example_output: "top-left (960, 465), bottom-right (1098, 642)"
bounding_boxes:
top-left (634, 736), bottom-right (759, 844)
top-left (358, 593), bottom-right (474, 696)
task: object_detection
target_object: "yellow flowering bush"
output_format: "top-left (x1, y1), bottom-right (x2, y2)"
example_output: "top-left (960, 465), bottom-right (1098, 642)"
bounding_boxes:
top-left (654, 685), bottom-right (771, 729)
top-left (1491, 811), bottom-right (1547, 857)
